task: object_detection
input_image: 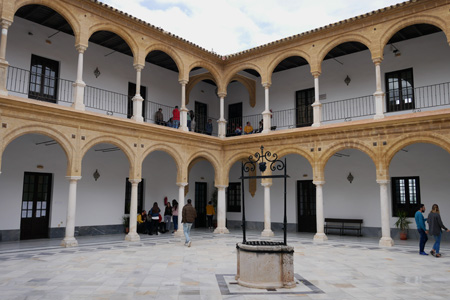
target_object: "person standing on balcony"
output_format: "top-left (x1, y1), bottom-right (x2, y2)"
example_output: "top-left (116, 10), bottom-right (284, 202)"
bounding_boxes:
top-left (244, 122), bottom-right (253, 134)
top-left (191, 111), bottom-right (196, 132)
top-left (187, 109), bottom-right (191, 130)
top-left (205, 119), bottom-right (213, 135)
top-left (172, 106), bottom-right (180, 128)
top-left (155, 108), bottom-right (164, 125)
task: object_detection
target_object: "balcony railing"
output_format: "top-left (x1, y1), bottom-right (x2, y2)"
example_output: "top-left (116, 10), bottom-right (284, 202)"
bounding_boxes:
top-left (322, 95), bottom-right (375, 122)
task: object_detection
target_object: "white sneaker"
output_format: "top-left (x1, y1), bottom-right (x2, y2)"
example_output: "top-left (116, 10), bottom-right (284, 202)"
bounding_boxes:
top-left (188, 241), bottom-right (191, 247)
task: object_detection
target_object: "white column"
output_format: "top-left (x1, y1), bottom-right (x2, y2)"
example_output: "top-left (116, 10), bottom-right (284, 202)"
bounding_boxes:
top-left (175, 182), bottom-right (188, 237)
top-left (131, 64), bottom-right (144, 122)
top-left (262, 83), bottom-right (272, 133)
top-left (261, 182), bottom-right (274, 236)
top-left (311, 72), bottom-right (322, 127)
top-left (0, 19), bottom-right (12, 96)
top-left (61, 176), bottom-right (81, 247)
top-left (71, 45), bottom-right (87, 111)
top-left (214, 185), bottom-right (230, 234)
top-left (313, 181), bottom-right (328, 241)
top-left (179, 80), bottom-right (189, 131)
top-left (217, 92), bottom-right (227, 138)
top-left (125, 179), bottom-right (141, 242)
top-left (378, 180), bottom-right (394, 247)
top-left (373, 58), bottom-right (385, 119)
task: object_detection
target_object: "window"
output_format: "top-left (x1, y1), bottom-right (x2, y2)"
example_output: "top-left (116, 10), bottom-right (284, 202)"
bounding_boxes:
top-left (29, 54), bottom-right (59, 103)
top-left (295, 88), bottom-right (314, 127)
top-left (227, 182), bottom-right (241, 212)
top-left (385, 68), bottom-right (415, 112)
top-left (391, 177), bottom-right (420, 217)
top-left (124, 178), bottom-right (144, 214)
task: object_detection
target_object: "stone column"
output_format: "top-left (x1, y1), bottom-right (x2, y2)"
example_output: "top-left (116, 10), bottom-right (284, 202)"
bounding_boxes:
top-left (311, 72), bottom-right (322, 127)
top-left (0, 19), bottom-right (12, 96)
top-left (217, 92), bottom-right (227, 138)
top-left (378, 180), bottom-right (394, 247)
top-left (262, 83), bottom-right (272, 133)
top-left (373, 58), bottom-right (385, 119)
top-left (175, 182), bottom-right (188, 237)
top-left (71, 45), bottom-right (87, 111)
top-left (313, 181), bottom-right (328, 241)
top-left (125, 179), bottom-right (141, 242)
top-left (261, 181), bottom-right (274, 237)
top-left (214, 185), bottom-right (230, 234)
top-left (61, 176), bottom-right (81, 247)
top-left (179, 80), bottom-right (189, 131)
top-left (131, 64), bottom-right (144, 122)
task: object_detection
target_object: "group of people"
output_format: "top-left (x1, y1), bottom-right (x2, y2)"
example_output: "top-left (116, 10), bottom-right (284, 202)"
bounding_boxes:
top-left (155, 107), bottom-right (204, 133)
top-left (415, 203), bottom-right (449, 257)
top-left (228, 120), bottom-right (264, 136)
top-left (137, 199), bottom-right (179, 235)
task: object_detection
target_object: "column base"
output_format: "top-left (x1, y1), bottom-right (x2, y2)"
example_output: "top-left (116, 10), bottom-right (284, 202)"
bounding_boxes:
top-left (374, 114), bottom-right (385, 120)
top-left (125, 232), bottom-right (140, 242)
top-left (131, 115), bottom-right (144, 122)
top-left (214, 227), bottom-right (230, 234)
top-left (261, 229), bottom-right (274, 237)
top-left (60, 237), bottom-right (78, 248)
top-left (313, 233), bottom-right (328, 242)
top-left (379, 237), bottom-right (394, 247)
top-left (312, 123), bottom-right (321, 127)
top-left (217, 119), bottom-right (227, 138)
top-left (179, 125), bottom-right (189, 132)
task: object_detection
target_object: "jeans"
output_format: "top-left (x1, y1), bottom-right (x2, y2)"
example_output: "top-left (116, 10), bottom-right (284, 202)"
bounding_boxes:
top-left (173, 120), bottom-right (180, 128)
top-left (432, 232), bottom-right (442, 253)
top-left (183, 222), bottom-right (193, 243)
top-left (164, 215), bottom-right (172, 231)
top-left (207, 215), bottom-right (213, 228)
top-left (418, 229), bottom-right (428, 252)
top-left (173, 216), bottom-right (178, 230)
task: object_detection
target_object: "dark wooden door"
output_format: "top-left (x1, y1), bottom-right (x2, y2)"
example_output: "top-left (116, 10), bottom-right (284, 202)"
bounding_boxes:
top-left (20, 172), bottom-right (52, 240)
top-left (296, 88), bottom-right (314, 127)
top-left (28, 54), bottom-right (59, 103)
top-left (127, 82), bottom-right (147, 120)
top-left (297, 180), bottom-right (316, 232)
top-left (195, 101), bottom-right (207, 133)
top-left (227, 102), bottom-right (242, 136)
top-left (195, 182), bottom-right (207, 228)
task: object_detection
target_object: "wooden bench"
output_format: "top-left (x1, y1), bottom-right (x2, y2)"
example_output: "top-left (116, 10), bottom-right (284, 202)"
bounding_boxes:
top-left (324, 218), bottom-right (363, 236)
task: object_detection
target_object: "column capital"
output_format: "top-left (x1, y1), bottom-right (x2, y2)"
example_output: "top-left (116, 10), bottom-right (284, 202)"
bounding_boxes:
top-left (177, 182), bottom-right (188, 187)
top-left (215, 185), bottom-right (228, 189)
top-left (311, 71), bottom-right (321, 78)
top-left (262, 82), bottom-right (271, 88)
top-left (217, 92), bottom-right (227, 98)
top-left (133, 63), bottom-right (145, 71)
top-left (75, 44), bottom-right (87, 53)
top-left (179, 79), bottom-right (188, 85)
top-left (1, 19), bottom-right (12, 29)
top-left (129, 178), bottom-right (142, 184)
top-left (313, 180), bottom-right (325, 186)
top-left (372, 57), bottom-right (383, 65)
top-left (66, 176), bottom-right (82, 181)
top-left (376, 180), bottom-right (390, 185)
top-left (261, 182), bottom-right (272, 187)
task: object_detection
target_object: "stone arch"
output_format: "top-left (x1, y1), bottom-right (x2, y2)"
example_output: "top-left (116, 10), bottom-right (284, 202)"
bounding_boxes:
top-left (87, 23), bottom-right (138, 59)
top-left (223, 63), bottom-right (264, 88)
top-left (141, 143), bottom-right (183, 182)
top-left (266, 50), bottom-right (312, 83)
top-left (316, 33), bottom-right (373, 69)
top-left (186, 72), bottom-right (218, 106)
top-left (81, 136), bottom-right (135, 170)
top-left (1, 124), bottom-right (73, 173)
top-left (144, 43), bottom-right (183, 76)
top-left (274, 146), bottom-right (314, 169)
top-left (380, 14), bottom-right (450, 51)
top-left (186, 60), bottom-right (221, 87)
top-left (385, 133), bottom-right (450, 167)
top-left (12, 0), bottom-right (80, 40)
top-left (222, 150), bottom-right (257, 186)
top-left (186, 150), bottom-right (221, 184)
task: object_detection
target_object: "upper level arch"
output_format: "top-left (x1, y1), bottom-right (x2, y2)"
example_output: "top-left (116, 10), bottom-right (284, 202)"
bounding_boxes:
top-left (186, 60), bottom-right (221, 87)
top-left (144, 43), bottom-right (183, 76)
top-left (223, 63), bottom-right (264, 88)
top-left (267, 50), bottom-right (312, 83)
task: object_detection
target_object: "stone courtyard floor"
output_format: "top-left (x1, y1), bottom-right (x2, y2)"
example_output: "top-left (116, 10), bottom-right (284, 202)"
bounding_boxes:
top-left (0, 229), bottom-right (449, 299)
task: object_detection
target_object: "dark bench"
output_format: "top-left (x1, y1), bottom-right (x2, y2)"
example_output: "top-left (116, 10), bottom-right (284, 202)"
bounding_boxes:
top-left (324, 218), bottom-right (363, 236)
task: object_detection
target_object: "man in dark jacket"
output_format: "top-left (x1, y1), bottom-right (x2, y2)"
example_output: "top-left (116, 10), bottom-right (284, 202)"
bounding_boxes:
top-left (182, 199), bottom-right (197, 247)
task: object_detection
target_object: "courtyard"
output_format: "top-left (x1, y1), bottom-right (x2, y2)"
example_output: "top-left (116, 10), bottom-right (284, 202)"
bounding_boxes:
top-left (0, 230), bottom-right (449, 299)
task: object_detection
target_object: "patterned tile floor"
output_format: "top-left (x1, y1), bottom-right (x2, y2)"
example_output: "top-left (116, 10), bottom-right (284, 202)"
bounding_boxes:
top-left (0, 230), bottom-right (449, 299)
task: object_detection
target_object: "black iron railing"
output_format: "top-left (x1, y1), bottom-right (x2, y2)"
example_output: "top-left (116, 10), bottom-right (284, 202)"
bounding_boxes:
top-left (322, 95), bottom-right (375, 122)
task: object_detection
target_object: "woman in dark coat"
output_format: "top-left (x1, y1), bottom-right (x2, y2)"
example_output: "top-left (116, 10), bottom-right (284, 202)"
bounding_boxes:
top-left (148, 202), bottom-right (161, 235)
top-left (427, 204), bottom-right (450, 257)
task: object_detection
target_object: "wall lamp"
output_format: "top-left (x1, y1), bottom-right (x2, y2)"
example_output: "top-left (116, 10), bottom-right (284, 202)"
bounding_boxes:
top-left (347, 172), bottom-right (354, 184)
top-left (94, 67), bottom-right (101, 78)
top-left (344, 75), bottom-right (351, 86)
top-left (93, 169), bottom-right (100, 181)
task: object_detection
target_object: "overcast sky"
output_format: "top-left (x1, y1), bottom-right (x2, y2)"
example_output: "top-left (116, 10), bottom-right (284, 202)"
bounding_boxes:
top-left (100, 0), bottom-right (405, 55)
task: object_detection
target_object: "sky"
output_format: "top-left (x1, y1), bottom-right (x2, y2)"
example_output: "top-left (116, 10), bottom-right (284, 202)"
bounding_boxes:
top-left (100, 0), bottom-right (405, 55)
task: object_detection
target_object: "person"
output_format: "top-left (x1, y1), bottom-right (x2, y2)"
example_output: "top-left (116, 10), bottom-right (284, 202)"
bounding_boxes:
top-left (155, 108), bottom-right (164, 125)
top-left (137, 210), bottom-right (149, 234)
top-left (235, 125), bottom-right (242, 135)
top-left (258, 119), bottom-right (263, 133)
top-left (172, 106), bottom-right (180, 128)
top-left (187, 109), bottom-right (191, 131)
top-left (205, 119), bottom-right (213, 135)
top-left (148, 202), bottom-right (161, 235)
top-left (190, 112), bottom-right (196, 132)
top-left (164, 202), bottom-right (172, 233)
top-left (415, 204), bottom-right (428, 255)
top-left (182, 199), bottom-right (197, 247)
top-left (244, 121), bottom-right (253, 134)
top-left (427, 204), bottom-right (450, 257)
top-left (166, 117), bottom-right (173, 128)
top-left (206, 201), bottom-right (215, 229)
top-left (172, 199), bottom-right (179, 233)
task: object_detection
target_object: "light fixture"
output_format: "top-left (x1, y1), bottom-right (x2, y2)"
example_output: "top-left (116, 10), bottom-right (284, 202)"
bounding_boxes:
top-left (94, 67), bottom-right (101, 78)
top-left (390, 44), bottom-right (401, 57)
top-left (344, 75), bottom-right (351, 86)
top-left (93, 169), bottom-right (100, 181)
top-left (347, 172), bottom-right (354, 184)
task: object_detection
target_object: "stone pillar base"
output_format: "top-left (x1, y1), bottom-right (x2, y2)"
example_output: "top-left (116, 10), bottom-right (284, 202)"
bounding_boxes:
top-left (261, 229), bottom-right (274, 237)
top-left (217, 119), bottom-right (227, 138)
top-left (379, 237), bottom-right (394, 247)
top-left (313, 233), bottom-right (328, 242)
top-left (60, 237), bottom-right (78, 248)
top-left (125, 232), bottom-right (140, 242)
top-left (214, 227), bottom-right (230, 234)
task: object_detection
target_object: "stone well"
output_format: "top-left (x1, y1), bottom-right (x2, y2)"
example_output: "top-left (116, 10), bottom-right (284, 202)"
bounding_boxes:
top-left (235, 241), bottom-right (295, 289)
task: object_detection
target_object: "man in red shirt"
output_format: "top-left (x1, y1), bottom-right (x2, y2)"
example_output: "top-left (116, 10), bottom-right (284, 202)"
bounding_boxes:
top-left (172, 106), bottom-right (180, 128)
